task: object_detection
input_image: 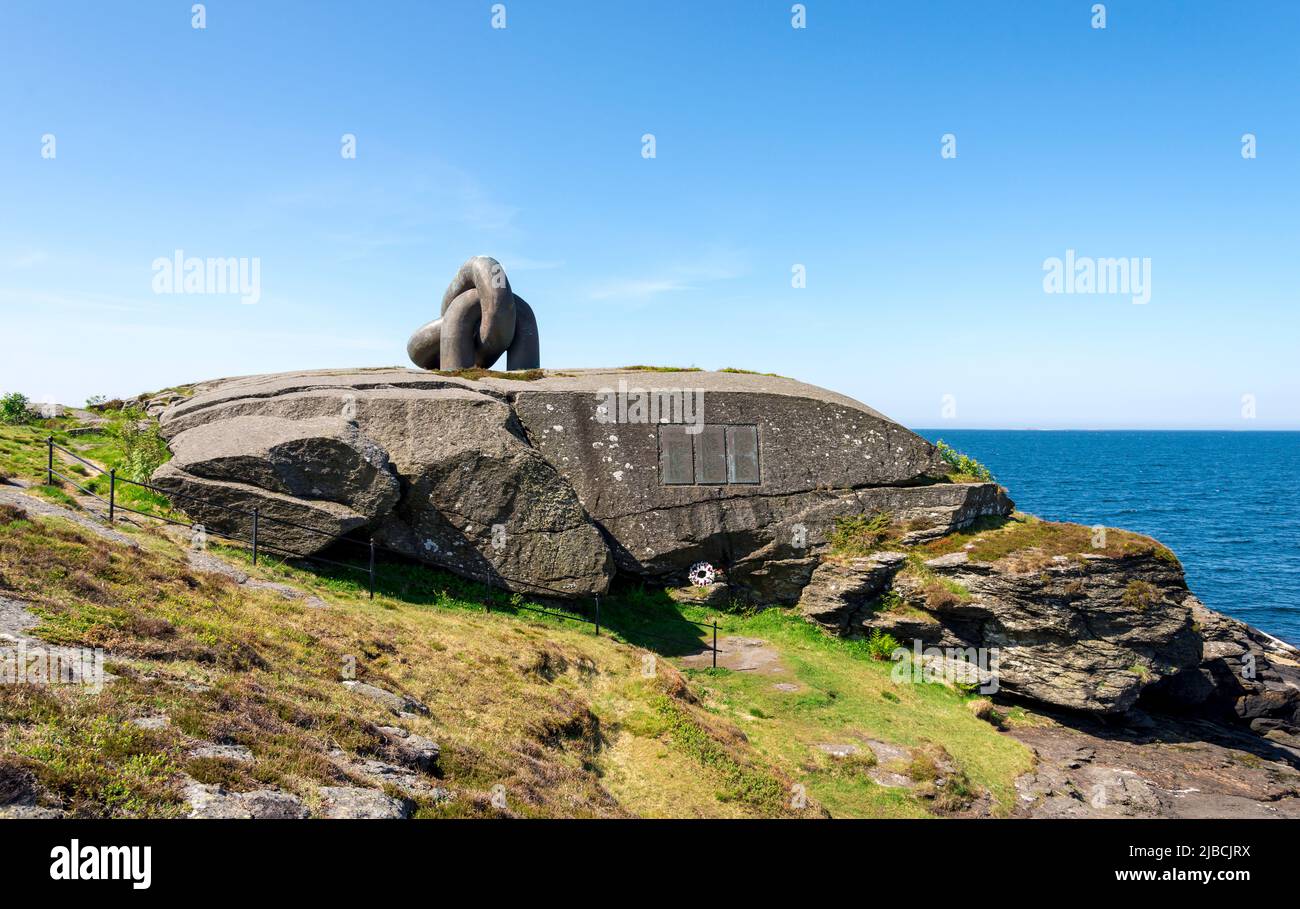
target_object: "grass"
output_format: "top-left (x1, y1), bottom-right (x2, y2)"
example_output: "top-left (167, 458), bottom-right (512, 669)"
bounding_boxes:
top-left (434, 368), bottom-right (546, 382)
top-left (0, 415), bottom-right (174, 518)
top-left (646, 694), bottom-right (791, 811)
top-left (935, 441), bottom-right (994, 484)
top-left (0, 499), bottom-right (832, 818)
top-left (0, 421), bottom-right (79, 484)
top-left (865, 588), bottom-right (937, 624)
top-left (920, 512), bottom-right (1179, 568)
top-left (1122, 580), bottom-right (1161, 612)
top-left (619, 365), bottom-right (702, 373)
top-left (0, 407), bottom-right (1037, 819)
top-left (0, 494), bottom-right (1034, 818)
top-left (718, 368), bottom-right (787, 378)
top-left (900, 553), bottom-right (973, 609)
top-left (663, 608), bottom-right (1032, 818)
top-left (827, 511), bottom-right (895, 560)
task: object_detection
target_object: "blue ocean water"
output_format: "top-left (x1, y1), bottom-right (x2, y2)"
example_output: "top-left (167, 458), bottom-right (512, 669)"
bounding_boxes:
top-left (915, 431), bottom-right (1300, 646)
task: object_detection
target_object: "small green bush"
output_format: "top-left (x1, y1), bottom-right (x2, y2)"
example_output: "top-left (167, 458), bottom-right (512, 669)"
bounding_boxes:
top-left (0, 393), bottom-right (31, 425)
top-left (107, 409), bottom-right (170, 482)
top-left (829, 511), bottom-right (893, 558)
top-left (935, 441), bottom-right (994, 483)
top-left (1122, 580), bottom-right (1161, 613)
top-left (864, 628), bottom-right (901, 662)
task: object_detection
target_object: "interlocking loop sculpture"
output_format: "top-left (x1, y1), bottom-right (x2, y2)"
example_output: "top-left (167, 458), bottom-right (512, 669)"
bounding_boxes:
top-left (407, 256), bottom-right (540, 371)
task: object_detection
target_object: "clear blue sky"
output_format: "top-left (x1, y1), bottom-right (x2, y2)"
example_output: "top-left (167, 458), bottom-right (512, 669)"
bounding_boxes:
top-left (2, 1), bottom-right (1297, 429)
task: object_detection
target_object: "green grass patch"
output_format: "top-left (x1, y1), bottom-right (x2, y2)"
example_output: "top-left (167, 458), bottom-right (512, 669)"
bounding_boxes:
top-left (619, 365), bottom-right (702, 373)
top-left (650, 693), bottom-right (790, 811)
top-left (827, 511), bottom-right (895, 560)
top-left (434, 368), bottom-right (546, 381)
top-left (1122, 580), bottom-right (1161, 612)
top-left (935, 440), bottom-right (995, 483)
top-left (650, 605), bottom-right (1032, 817)
top-left (0, 473), bottom-right (1034, 818)
top-left (920, 512), bottom-right (1178, 568)
top-left (718, 368), bottom-right (786, 378)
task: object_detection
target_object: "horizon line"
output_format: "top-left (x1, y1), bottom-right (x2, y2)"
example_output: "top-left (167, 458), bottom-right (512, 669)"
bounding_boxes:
top-left (911, 426), bottom-right (1300, 433)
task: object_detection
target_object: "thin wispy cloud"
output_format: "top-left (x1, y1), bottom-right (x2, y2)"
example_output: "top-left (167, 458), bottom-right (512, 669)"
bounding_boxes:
top-left (3, 249), bottom-right (49, 269)
top-left (266, 157), bottom-right (523, 264)
top-left (588, 277), bottom-right (689, 301)
top-left (0, 287), bottom-right (146, 314)
top-left (586, 250), bottom-right (750, 303)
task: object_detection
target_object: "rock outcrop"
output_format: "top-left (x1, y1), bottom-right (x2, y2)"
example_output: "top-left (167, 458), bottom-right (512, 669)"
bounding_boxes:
top-left (154, 367), bottom-right (1001, 600)
top-left (149, 366), bottom-right (1296, 730)
top-left (156, 372), bottom-right (617, 597)
top-left (1144, 600), bottom-right (1300, 736)
top-left (799, 518), bottom-right (1209, 714)
top-left (900, 547), bottom-right (1203, 714)
top-left (798, 552), bottom-right (907, 632)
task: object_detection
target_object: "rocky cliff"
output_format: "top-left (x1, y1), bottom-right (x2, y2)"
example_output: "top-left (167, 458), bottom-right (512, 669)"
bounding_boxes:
top-left (153, 367), bottom-right (1007, 599)
top-left (149, 367), bottom-right (1300, 733)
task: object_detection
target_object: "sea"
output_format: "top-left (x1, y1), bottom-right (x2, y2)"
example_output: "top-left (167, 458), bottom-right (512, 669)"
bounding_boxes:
top-left (915, 430), bottom-right (1300, 646)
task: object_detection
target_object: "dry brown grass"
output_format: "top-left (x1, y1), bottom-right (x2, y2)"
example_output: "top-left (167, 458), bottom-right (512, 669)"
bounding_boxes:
top-left (921, 513), bottom-right (1178, 567)
top-left (0, 503), bottom-right (813, 818)
top-left (435, 368), bottom-right (546, 382)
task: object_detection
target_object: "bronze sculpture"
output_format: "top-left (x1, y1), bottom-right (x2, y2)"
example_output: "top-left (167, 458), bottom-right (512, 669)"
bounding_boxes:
top-left (407, 256), bottom-right (540, 371)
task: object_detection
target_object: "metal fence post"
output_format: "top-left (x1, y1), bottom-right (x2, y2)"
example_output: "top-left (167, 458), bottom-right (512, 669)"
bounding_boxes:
top-left (368, 538), bottom-right (376, 600)
top-left (594, 595), bottom-right (600, 637)
top-left (712, 621), bottom-right (718, 669)
top-left (46, 436), bottom-right (53, 486)
top-left (108, 469), bottom-right (116, 523)
top-left (251, 508), bottom-right (259, 566)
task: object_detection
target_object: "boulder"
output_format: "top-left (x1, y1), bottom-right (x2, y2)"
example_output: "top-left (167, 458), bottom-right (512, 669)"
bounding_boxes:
top-left (880, 546), bottom-right (1204, 714)
top-left (184, 781), bottom-right (310, 819)
top-left (164, 415), bottom-right (400, 519)
top-left (798, 552), bottom-right (907, 632)
top-left (376, 726), bottom-right (441, 772)
top-left (154, 368), bottom-right (994, 600)
top-left (316, 786), bottom-right (411, 819)
top-left (150, 463), bottom-right (370, 556)
top-left (342, 680), bottom-right (429, 717)
top-left (507, 371), bottom-right (955, 587)
top-left (723, 482), bottom-right (1012, 603)
top-left (158, 374), bottom-right (615, 597)
top-left (1144, 599), bottom-right (1300, 729)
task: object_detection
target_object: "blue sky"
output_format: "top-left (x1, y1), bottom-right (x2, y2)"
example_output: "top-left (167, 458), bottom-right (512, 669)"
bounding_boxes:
top-left (1, 1), bottom-right (1297, 429)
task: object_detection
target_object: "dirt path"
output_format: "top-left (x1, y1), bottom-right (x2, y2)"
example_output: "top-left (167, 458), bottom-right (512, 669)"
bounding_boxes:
top-left (681, 636), bottom-right (792, 676)
top-left (0, 486), bottom-right (137, 547)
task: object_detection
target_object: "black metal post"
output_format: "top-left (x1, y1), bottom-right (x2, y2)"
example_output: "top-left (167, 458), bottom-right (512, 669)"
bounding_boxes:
top-left (594, 596), bottom-right (600, 637)
top-left (108, 469), bottom-right (116, 523)
top-left (368, 538), bottom-right (376, 600)
top-left (712, 621), bottom-right (718, 669)
top-left (46, 436), bottom-right (53, 486)
top-left (251, 508), bottom-right (259, 566)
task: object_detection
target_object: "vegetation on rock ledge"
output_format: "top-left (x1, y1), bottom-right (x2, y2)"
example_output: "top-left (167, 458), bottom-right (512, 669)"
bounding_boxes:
top-left (435, 368), bottom-right (546, 382)
top-left (828, 511), bottom-right (895, 560)
top-left (921, 513), bottom-right (1179, 568)
top-left (935, 440), bottom-right (995, 483)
